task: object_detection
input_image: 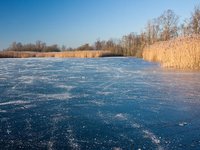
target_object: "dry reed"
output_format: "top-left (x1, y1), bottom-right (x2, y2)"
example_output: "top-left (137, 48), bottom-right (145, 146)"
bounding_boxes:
top-left (0, 50), bottom-right (116, 58)
top-left (143, 35), bottom-right (200, 70)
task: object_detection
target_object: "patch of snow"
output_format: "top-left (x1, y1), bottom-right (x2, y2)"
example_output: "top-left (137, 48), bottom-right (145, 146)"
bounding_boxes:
top-left (142, 129), bottom-right (164, 150)
top-left (97, 91), bottom-right (112, 95)
top-left (131, 123), bottom-right (141, 128)
top-left (113, 147), bottom-right (122, 150)
top-left (0, 100), bottom-right (30, 106)
top-left (38, 93), bottom-right (72, 101)
top-left (114, 113), bottom-right (128, 121)
top-left (178, 122), bottom-right (188, 127)
top-left (56, 85), bottom-right (74, 91)
top-left (91, 100), bottom-right (105, 106)
top-left (0, 109), bottom-right (7, 113)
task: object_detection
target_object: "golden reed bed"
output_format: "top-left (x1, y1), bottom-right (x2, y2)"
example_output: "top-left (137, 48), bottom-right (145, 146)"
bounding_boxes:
top-left (143, 35), bottom-right (200, 70)
top-left (0, 50), bottom-right (116, 58)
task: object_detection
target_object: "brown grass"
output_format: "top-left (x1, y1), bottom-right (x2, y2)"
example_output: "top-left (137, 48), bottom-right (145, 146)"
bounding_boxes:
top-left (0, 50), bottom-right (117, 58)
top-left (143, 35), bottom-right (200, 70)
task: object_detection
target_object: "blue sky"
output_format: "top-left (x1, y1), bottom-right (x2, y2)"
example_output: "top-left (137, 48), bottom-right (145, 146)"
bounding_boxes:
top-left (0, 0), bottom-right (199, 50)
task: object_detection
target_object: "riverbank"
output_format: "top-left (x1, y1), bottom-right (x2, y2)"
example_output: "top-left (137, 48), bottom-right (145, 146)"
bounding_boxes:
top-left (1, 36), bottom-right (200, 71)
top-left (143, 35), bottom-right (200, 70)
top-left (0, 50), bottom-right (120, 58)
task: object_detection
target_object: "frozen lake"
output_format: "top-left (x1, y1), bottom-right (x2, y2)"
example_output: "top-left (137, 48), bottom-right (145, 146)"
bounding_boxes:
top-left (0, 57), bottom-right (200, 150)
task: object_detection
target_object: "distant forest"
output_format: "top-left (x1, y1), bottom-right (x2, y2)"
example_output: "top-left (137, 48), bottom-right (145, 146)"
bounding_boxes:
top-left (4, 5), bottom-right (200, 57)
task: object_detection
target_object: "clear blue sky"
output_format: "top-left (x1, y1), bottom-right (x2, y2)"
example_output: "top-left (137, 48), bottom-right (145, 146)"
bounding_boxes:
top-left (0, 0), bottom-right (199, 50)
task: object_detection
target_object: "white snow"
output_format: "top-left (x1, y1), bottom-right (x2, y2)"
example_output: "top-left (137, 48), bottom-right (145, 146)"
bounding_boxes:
top-left (114, 113), bottom-right (128, 121)
top-left (142, 129), bottom-right (164, 150)
top-left (38, 93), bottom-right (72, 101)
top-left (143, 129), bottom-right (161, 144)
top-left (56, 85), bottom-right (74, 91)
top-left (178, 122), bottom-right (188, 127)
top-left (0, 100), bottom-right (30, 106)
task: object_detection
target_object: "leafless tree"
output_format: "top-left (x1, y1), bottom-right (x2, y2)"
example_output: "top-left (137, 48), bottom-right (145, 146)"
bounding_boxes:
top-left (191, 5), bottom-right (200, 34)
top-left (158, 9), bottom-right (179, 41)
top-left (77, 43), bottom-right (94, 50)
top-left (94, 39), bottom-right (103, 50)
top-left (180, 19), bottom-right (192, 36)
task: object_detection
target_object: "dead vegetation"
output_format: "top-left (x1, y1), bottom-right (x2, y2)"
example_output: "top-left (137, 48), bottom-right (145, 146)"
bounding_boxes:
top-left (0, 51), bottom-right (118, 58)
top-left (143, 35), bottom-right (200, 70)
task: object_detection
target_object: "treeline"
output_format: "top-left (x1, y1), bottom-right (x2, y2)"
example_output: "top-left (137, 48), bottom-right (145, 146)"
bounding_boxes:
top-left (5, 41), bottom-right (61, 52)
top-left (143, 5), bottom-right (200, 70)
top-left (92, 5), bottom-right (200, 57)
top-left (75, 36), bottom-right (144, 57)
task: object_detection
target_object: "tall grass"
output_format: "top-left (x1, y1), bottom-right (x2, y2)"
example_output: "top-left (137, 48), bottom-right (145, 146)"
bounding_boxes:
top-left (0, 50), bottom-right (117, 58)
top-left (143, 35), bottom-right (200, 70)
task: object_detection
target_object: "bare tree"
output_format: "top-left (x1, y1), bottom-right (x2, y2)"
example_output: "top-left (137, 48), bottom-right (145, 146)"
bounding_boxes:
top-left (146, 21), bottom-right (153, 45)
top-left (6, 41), bottom-right (60, 52)
top-left (61, 45), bottom-right (66, 51)
top-left (158, 9), bottom-right (179, 41)
top-left (121, 33), bottom-right (137, 56)
top-left (11, 42), bottom-right (17, 51)
top-left (180, 19), bottom-right (192, 36)
top-left (191, 5), bottom-right (200, 34)
top-left (94, 39), bottom-right (103, 50)
top-left (77, 43), bottom-right (94, 50)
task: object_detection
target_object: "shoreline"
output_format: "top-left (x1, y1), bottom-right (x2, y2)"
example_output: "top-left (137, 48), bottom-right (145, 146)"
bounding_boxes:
top-left (0, 50), bottom-right (122, 58)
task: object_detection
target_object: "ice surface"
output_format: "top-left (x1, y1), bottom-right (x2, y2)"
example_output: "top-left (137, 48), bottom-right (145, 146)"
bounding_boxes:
top-left (0, 58), bottom-right (200, 149)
